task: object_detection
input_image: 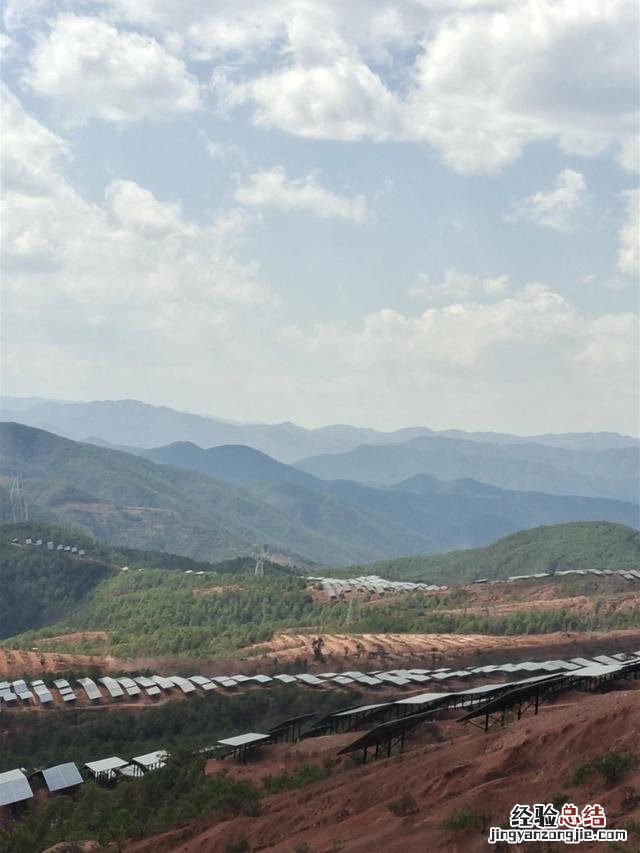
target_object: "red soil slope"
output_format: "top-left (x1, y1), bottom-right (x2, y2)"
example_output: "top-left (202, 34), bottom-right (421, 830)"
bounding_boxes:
top-left (125, 683), bottom-right (640, 852)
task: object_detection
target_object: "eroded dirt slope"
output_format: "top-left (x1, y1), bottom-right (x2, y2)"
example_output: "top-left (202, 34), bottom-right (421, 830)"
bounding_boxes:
top-left (125, 683), bottom-right (640, 853)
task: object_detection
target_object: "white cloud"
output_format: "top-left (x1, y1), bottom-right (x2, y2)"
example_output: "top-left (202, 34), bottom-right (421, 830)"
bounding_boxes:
top-left (105, 180), bottom-right (186, 237)
top-left (617, 189), bottom-right (639, 278)
top-left (234, 166), bottom-right (368, 222)
top-left (410, 269), bottom-right (510, 304)
top-left (9, 1), bottom-right (637, 172)
top-left (279, 283), bottom-right (639, 432)
top-left (24, 14), bottom-right (201, 122)
top-left (1, 89), bottom-right (269, 378)
top-left (507, 169), bottom-right (588, 231)
top-left (201, 0), bottom-right (638, 174)
top-left (243, 59), bottom-right (404, 143)
top-left (1, 84), bottom-right (69, 197)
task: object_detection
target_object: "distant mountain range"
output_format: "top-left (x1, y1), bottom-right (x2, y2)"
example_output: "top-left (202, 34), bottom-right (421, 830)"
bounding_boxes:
top-left (2, 396), bottom-right (637, 464)
top-left (0, 423), bottom-right (434, 565)
top-left (2, 422), bottom-right (638, 566)
top-left (295, 437), bottom-right (640, 503)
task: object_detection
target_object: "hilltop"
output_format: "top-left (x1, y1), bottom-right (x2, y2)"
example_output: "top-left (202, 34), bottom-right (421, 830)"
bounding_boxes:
top-left (356, 521), bottom-right (640, 585)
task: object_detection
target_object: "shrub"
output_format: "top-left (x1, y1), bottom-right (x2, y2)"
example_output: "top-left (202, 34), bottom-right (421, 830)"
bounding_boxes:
top-left (571, 752), bottom-right (637, 788)
top-left (595, 753), bottom-right (636, 786)
top-left (388, 792), bottom-right (419, 817)
top-left (441, 808), bottom-right (489, 832)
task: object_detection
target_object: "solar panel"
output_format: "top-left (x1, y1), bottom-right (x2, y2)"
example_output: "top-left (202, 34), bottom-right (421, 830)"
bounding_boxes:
top-left (16, 690), bottom-right (34, 701)
top-left (395, 691), bottom-right (452, 707)
top-left (77, 678), bottom-right (102, 701)
top-left (218, 732), bottom-right (271, 748)
top-left (132, 750), bottom-right (168, 770)
top-left (572, 663), bottom-right (624, 677)
top-left (352, 675), bottom-right (384, 686)
top-left (150, 675), bottom-right (175, 690)
top-left (0, 769), bottom-right (33, 806)
top-left (116, 677), bottom-right (141, 696)
top-left (188, 676), bottom-right (217, 691)
top-left (32, 684), bottom-right (54, 704)
top-left (99, 677), bottom-right (125, 698)
top-left (375, 674), bottom-right (411, 686)
top-left (294, 674), bottom-right (324, 686)
top-left (85, 756), bottom-right (129, 777)
top-left (42, 762), bottom-right (84, 792)
top-left (1, 690), bottom-right (19, 703)
top-left (333, 703), bottom-right (390, 718)
top-left (133, 676), bottom-right (157, 688)
top-left (166, 676), bottom-right (196, 694)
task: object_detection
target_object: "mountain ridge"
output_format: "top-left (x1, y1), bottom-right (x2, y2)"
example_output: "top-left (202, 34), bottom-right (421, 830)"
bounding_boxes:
top-left (2, 395), bottom-right (637, 464)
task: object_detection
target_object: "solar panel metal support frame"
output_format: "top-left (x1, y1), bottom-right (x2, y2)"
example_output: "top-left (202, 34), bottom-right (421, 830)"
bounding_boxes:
top-left (267, 712), bottom-right (318, 743)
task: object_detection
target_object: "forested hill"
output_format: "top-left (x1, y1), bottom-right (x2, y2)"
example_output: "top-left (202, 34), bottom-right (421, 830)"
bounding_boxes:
top-left (0, 522), bottom-right (298, 642)
top-left (0, 528), bottom-right (115, 638)
top-left (355, 522), bottom-right (640, 586)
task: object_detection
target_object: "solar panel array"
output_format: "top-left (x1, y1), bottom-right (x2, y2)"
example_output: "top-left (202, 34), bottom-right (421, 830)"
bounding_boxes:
top-left (309, 574), bottom-right (447, 596)
top-left (2, 648), bottom-right (639, 714)
top-left (17, 536), bottom-right (86, 557)
top-left (2, 654), bottom-right (639, 811)
top-left (335, 655), bottom-right (640, 757)
top-left (505, 568), bottom-right (640, 583)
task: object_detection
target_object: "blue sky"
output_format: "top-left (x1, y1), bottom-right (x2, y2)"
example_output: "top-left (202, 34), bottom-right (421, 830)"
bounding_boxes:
top-left (1, 0), bottom-right (639, 434)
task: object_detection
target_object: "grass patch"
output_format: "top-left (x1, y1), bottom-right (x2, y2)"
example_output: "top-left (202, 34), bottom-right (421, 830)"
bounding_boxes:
top-left (262, 762), bottom-right (330, 795)
top-left (441, 808), bottom-right (490, 832)
top-left (570, 752), bottom-right (637, 788)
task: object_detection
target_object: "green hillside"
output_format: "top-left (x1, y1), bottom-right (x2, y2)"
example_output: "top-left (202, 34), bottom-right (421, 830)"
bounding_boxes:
top-left (0, 525), bottom-right (115, 638)
top-left (356, 522), bottom-right (640, 585)
top-left (4, 521), bottom-right (640, 657)
top-left (1, 522), bottom-right (322, 656)
top-left (0, 522), bottom-right (304, 645)
top-left (6, 566), bottom-right (321, 658)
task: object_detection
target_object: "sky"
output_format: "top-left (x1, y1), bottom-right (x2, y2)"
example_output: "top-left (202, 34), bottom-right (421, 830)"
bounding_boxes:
top-left (1, 0), bottom-right (639, 435)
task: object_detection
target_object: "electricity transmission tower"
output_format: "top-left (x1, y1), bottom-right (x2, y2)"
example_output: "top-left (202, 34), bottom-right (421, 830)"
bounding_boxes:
top-left (345, 587), bottom-right (359, 627)
top-left (254, 543), bottom-right (268, 577)
top-left (10, 474), bottom-right (28, 523)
